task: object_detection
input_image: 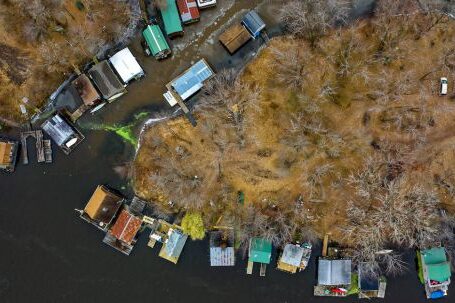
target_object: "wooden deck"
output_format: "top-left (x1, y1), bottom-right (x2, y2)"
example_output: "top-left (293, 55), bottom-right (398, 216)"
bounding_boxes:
top-left (259, 263), bottom-right (267, 276)
top-left (246, 261), bottom-right (253, 274)
top-left (21, 130), bottom-right (45, 164)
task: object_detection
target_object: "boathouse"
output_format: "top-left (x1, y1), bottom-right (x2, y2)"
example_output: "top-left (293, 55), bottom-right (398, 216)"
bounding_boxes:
top-left (314, 259), bottom-right (352, 297)
top-left (219, 24), bottom-right (251, 54)
top-left (242, 10), bottom-right (266, 39)
top-left (87, 60), bottom-right (126, 102)
top-left (209, 230), bottom-right (235, 266)
top-left (103, 207), bottom-right (143, 255)
top-left (78, 185), bottom-right (124, 231)
top-left (358, 263), bottom-right (387, 298)
top-left (419, 247), bottom-right (452, 299)
top-left (164, 58), bottom-right (214, 107)
top-left (72, 74), bottom-right (101, 107)
top-left (160, 0), bottom-right (184, 38)
top-left (41, 113), bottom-right (85, 155)
top-left (109, 48), bottom-right (144, 85)
top-left (159, 228), bottom-right (188, 264)
top-left (196, 0), bottom-right (216, 9)
top-left (247, 237), bottom-right (272, 276)
top-left (277, 243), bottom-right (312, 274)
top-left (0, 139), bottom-right (18, 173)
top-left (177, 0), bottom-right (200, 24)
top-left (142, 24), bottom-right (171, 59)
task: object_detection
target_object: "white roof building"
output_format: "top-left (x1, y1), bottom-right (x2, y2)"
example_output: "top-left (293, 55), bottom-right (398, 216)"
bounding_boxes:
top-left (109, 48), bottom-right (144, 84)
top-left (318, 259), bottom-right (352, 286)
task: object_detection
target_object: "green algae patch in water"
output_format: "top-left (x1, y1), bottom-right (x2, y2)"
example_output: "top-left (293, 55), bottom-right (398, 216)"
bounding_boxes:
top-left (104, 124), bottom-right (138, 147)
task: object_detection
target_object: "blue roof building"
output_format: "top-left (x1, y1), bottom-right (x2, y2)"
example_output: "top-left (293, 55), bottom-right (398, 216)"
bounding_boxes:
top-left (242, 10), bottom-right (266, 39)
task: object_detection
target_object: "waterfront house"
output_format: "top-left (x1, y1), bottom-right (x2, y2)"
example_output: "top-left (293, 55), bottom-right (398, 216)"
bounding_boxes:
top-left (108, 48), bottom-right (145, 85)
top-left (87, 60), bottom-right (126, 102)
top-left (196, 0), bottom-right (216, 9)
top-left (0, 138), bottom-right (18, 173)
top-left (103, 207), bottom-right (143, 255)
top-left (78, 185), bottom-right (124, 232)
top-left (219, 24), bottom-right (251, 54)
top-left (419, 247), bottom-right (452, 299)
top-left (177, 0), bottom-right (200, 24)
top-left (209, 230), bottom-right (235, 266)
top-left (142, 24), bottom-right (171, 59)
top-left (247, 237), bottom-right (272, 276)
top-left (72, 74), bottom-right (101, 107)
top-left (163, 58), bottom-right (214, 107)
top-left (242, 10), bottom-right (266, 39)
top-left (277, 243), bottom-right (312, 274)
top-left (358, 263), bottom-right (387, 299)
top-left (314, 259), bottom-right (352, 297)
top-left (160, 0), bottom-right (184, 38)
top-left (41, 113), bottom-right (85, 155)
top-left (147, 219), bottom-right (188, 264)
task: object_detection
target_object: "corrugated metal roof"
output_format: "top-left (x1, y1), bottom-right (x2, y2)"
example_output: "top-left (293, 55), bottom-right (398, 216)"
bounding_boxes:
top-left (42, 114), bottom-right (76, 146)
top-left (171, 59), bottom-right (214, 100)
top-left (219, 24), bottom-right (251, 54)
top-left (161, 0), bottom-right (183, 36)
top-left (318, 259), bottom-right (352, 286)
top-left (88, 61), bottom-right (125, 100)
top-left (165, 229), bottom-right (187, 257)
top-left (84, 185), bottom-right (123, 225)
top-left (109, 209), bottom-right (142, 245)
top-left (109, 48), bottom-right (144, 84)
top-left (281, 244), bottom-right (304, 267)
top-left (143, 25), bottom-right (170, 57)
top-left (177, 0), bottom-right (200, 23)
top-left (249, 238), bottom-right (272, 264)
top-left (210, 247), bottom-right (235, 266)
top-left (242, 10), bottom-right (266, 37)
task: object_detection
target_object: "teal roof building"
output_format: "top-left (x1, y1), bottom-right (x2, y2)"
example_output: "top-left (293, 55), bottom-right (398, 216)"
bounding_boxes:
top-left (142, 25), bottom-right (171, 59)
top-left (160, 0), bottom-right (183, 37)
top-left (248, 238), bottom-right (272, 264)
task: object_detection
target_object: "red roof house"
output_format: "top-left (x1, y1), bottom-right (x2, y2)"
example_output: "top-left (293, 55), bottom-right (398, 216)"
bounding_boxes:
top-left (177, 0), bottom-right (200, 24)
top-left (103, 208), bottom-right (142, 255)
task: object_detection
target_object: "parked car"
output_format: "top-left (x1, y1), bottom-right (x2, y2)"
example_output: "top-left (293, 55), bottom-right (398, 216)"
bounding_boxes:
top-left (440, 77), bottom-right (448, 95)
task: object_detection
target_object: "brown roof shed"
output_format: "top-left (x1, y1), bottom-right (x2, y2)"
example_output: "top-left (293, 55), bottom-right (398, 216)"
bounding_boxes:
top-left (219, 24), bottom-right (251, 54)
top-left (84, 185), bottom-right (123, 227)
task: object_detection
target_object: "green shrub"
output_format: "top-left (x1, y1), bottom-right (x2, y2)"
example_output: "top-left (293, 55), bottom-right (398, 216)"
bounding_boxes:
top-left (181, 212), bottom-right (206, 240)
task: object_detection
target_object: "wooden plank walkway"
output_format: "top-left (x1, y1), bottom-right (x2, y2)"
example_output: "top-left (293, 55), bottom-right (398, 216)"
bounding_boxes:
top-left (378, 281), bottom-right (387, 298)
top-left (246, 261), bottom-right (253, 274)
top-left (259, 263), bottom-right (267, 276)
top-left (44, 140), bottom-right (52, 163)
top-left (20, 130), bottom-right (48, 164)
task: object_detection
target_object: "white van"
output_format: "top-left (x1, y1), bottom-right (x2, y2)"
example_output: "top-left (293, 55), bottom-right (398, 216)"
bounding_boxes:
top-left (440, 77), bottom-right (448, 95)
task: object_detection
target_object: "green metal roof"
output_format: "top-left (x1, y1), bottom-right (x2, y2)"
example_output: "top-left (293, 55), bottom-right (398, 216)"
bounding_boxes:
top-left (143, 25), bottom-right (170, 57)
top-left (160, 0), bottom-right (183, 36)
top-left (422, 247), bottom-right (452, 282)
top-left (249, 238), bottom-right (272, 264)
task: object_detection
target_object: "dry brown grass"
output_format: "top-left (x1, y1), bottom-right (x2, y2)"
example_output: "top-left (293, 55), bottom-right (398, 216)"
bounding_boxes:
top-left (134, 12), bottom-right (455, 265)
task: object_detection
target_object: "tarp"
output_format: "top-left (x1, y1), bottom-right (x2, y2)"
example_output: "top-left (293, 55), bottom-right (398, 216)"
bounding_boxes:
top-left (422, 247), bottom-right (452, 282)
top-left (109, 48), bottom-right (144, 84)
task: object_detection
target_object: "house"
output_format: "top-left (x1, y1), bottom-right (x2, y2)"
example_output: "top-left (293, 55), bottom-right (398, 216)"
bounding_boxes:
top-left (0, 138), bottom-right (18, 173)
top-left (196, 0), bottom-right (216, 9)
top-left (242, 10), bottom-right (266, 39)
top-left (103, 207), bottom-right (143, 255)
top-left (419, 247), bottom-right (452, 299)
top-left (108, 48), bottom-right (145, 85)
top-left (147, 218), bottom-right (188, 264)
top-left (160, 0), bottom-right (184, 38)
top-left (177, 0), bottom-right (200, 24)
top-left (247, 237), bottom-right (272, 276)
top-left (209, 230), bottom-right (235, 266)
top-left (41, 113), bottom-right (85, 154)
top-left (77, 185), bottom-right (124, 231)
top-left (87, 60), bottom-right (126, 102)
top-left (72, 74), bottom-right (101, 107)
top-left (142, 24), bottom-right (171, 59)
top-left (164, 58), bottom-right (214, 107)
top-left (314, 259), bottom-right (352, 297)
top-left (219, 24), bottom-right (251, 54)
top-left (277, 243), bottom-right (312, 274)
top-left (358, 263), bottom-right (387, 299)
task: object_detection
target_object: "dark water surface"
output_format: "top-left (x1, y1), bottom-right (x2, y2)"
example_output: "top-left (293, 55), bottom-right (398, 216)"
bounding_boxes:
top-left (1, 1), bottom-right (452, 302)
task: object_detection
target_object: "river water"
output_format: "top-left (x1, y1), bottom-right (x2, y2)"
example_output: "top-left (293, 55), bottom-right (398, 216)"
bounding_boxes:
top-left (0, 1), bottom-right (452, 302)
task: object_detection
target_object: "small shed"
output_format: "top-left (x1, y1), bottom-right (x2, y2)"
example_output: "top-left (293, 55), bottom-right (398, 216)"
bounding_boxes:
top-left (159, 228), bottom-right (188, 264)
top-left (87, 60), bottom-right (126, 102)
top-left (109, 48), bottom-right (144, 84)
top-left (142, 24), bottom-right (171, 59)
top-left (0, 139), bottom-right (18, 173)
top-left (177, 0), bottom-right (200, 24)
top-left (79, 185), bottom-right (123, 231)
top-left (103, 208), bottom-right (143, 255)
top-left (219, 24), bottom-right (251, 54)
top-left (165, 58), bottom-right (214, 105)
top-left (41, 113), bottom-right (85, 154)
top-left (249, 237), bottom-right (272, 264)
top-left (277, 243), bottom-right (310, 274)
top-left (242, 10), bottom-right (266, 39)
top-left (160, 0), bottom-right (184, 38)
top-left (72, 74), bottom-right (100, 107)
top-left (196, 0), bottom-right (216, 9)
top-left (209, 230), bottom-right (235, 266)
top-left (317, 259), bottom-right (352, 286)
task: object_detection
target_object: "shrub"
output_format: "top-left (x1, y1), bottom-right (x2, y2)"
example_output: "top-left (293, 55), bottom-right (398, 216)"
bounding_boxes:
top-left (181, 212), bottom-right (206, 240)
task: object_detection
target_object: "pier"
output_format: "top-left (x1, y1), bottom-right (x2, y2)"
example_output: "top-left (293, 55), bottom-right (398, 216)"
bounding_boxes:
top-left (21, 130), bottom-right (46, 164)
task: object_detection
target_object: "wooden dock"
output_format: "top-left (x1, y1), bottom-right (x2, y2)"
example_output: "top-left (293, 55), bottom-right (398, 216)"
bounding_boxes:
top-left (44, 140), bottom-right (52, 163)
top-left (259, 263), bottom-right (267, 276)
top-left (246, 261), bottom-right (253, 274)
top-left (21, 130), bottom-right (51, 164)
top-left (378, 281), bottom-right (387, 298)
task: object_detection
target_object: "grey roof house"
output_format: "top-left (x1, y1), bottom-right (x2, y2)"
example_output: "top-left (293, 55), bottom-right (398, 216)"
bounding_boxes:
top-left (41, 113), bottom-right (85, 155)
top-left (87, 60), bottom-right (126, 102)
